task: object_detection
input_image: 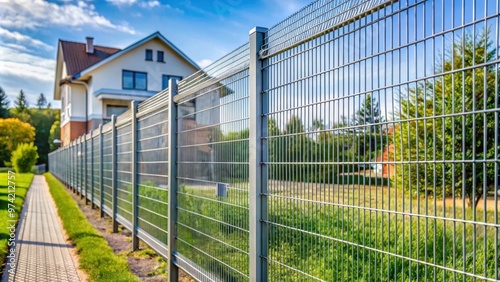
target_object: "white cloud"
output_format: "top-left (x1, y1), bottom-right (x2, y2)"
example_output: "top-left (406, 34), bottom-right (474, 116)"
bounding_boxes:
top-left (197, 59), bottom-right (213, 69)
top-left (106, 0), bottom-right (137, 6)
top-left (140, 1), bottom-right (160, 8)
top-left (0, 0), bottom-right (135, 34)
top-left (0, 43), bottom-right (28, 52)
top-left (0, 46), bottom-right (55, 83)
top-left (0, 27), bottom-right (53, 51)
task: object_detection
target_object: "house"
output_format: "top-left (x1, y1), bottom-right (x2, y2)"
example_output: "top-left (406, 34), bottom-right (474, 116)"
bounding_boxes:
top-left (53, 31), bottom-right (200, 145)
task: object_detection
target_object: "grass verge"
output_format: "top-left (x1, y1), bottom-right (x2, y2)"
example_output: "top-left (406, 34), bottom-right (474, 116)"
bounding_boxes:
top-left (44, 172), bottom-right (140, 282)
top-left (0, 172), bottom-right (33, 273)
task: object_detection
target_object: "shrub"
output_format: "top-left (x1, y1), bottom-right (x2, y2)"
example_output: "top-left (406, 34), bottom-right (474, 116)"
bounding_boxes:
top-left (0, 118), bottom-right (35, 166)
top-left (11, 143), bottom-right (38, 173)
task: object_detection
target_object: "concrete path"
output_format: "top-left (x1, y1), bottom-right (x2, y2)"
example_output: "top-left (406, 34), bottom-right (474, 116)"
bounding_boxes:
top-left (2, 175), bottom-right (80, 282)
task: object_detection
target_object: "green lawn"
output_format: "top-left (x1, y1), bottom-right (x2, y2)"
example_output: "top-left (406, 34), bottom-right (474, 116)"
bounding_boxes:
top-left (44, 173), bottom-right (140, 282)
top-left (0, 172), bottom-right (34, 272)
top-left (176, 181), bottom-right (499, 281)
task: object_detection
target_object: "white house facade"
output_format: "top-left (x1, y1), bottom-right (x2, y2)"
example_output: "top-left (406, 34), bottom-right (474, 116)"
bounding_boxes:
top-left (53, 32), bottom-right (199, 145)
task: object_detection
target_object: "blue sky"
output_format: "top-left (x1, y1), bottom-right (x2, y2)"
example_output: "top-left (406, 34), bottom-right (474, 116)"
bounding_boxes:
top-left (0, 0), bottom-right (312, 107)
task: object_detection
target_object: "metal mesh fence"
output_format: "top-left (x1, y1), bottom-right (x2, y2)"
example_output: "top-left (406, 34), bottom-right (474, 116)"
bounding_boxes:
top-left (93, 133), bottom-right (101, 206)
top-left (262, 0), bottom-right (500, 281)
top-left (136, 103), bottom-right (169, 255)
top-left (176, 67), bottom-right (251, 281)
top-left (86, 135), bottom-right (92, 199)
top-left (116, 121), bottom-right (134, 227)
top-left (178, 44), bottom-right (250, 98)
top-left (102, 129), bottom-right (113, 215)
top-left (48, 0), bottom-right (499, 281)
top-left (261, 0), bottom-right (392, 58)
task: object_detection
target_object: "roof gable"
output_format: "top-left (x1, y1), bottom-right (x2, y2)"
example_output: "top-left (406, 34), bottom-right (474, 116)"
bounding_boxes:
top-left (73, 31), bottom-right (199, 79)
top-left (60, 40), bottom-right (121, 76)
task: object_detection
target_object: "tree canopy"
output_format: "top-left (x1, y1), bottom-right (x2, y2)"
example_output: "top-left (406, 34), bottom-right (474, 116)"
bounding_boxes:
top-left (0, 118), bottom-right (36, 166)
top-left (393, 29), bottom-right (499, 207)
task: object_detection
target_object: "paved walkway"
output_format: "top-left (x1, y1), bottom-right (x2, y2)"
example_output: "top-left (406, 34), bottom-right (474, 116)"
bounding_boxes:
top-left (2, 175), bottom-right (80, 282)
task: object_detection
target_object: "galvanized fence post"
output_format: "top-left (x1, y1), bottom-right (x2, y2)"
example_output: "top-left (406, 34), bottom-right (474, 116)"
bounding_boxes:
top-left (99, 124), bottom-right (105, 218)
top-left (73, 141), bottom-right (76, 193)
top-left (76, 139), bottom-right (79, 194)
top-left (91, 132), bottom-right (95, 209)
top-left (70, 142), bottom-right (73, 191)
top-left (76, 140), bottom-right (79, 194)
top-left (72, 142), bottom-right (75, 191)
top-left (84, 134), bottom-right (88, 204)
top-left (249, 26), bottom-right (268, 282)
top-left (69, 143), bottom-right (72, 190)
top-left (130, 100), bottom-right (139, 251)
top-left (80, 136), bottom-right (84, 198)
top-left (67, 146), bottom-right (70, 186)
top-left (111, 115), bottom-right (118, 232)
top-left (167, 79), bottom-right (179, 281)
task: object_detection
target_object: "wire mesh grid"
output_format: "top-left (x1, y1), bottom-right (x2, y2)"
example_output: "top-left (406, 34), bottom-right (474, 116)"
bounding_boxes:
top-left (177, 44), bottom-right (250, 100)
top-left (136, 106), bottom-right (170, 252)
top-left (176, 67), bottom-right (251, 281)
top-left (262, 0), bottom-right (499, 281)
top-left (261, 0), bottom-right (393, 58)
top-left (138, 88), bottom-right (169, 114)
top-left (93, 134), bottom-right (101, 206)
top-left (102, 130), bottom-right (114, 215)
top-left (86, 136), bottom-right (92, 199)
top-left (115, 122), bottom-right (133, 226)
top-left (77, 140), bottom-right (82, 194)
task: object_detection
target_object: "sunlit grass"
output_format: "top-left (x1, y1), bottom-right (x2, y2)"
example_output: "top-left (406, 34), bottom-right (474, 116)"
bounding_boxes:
top-left (0, 172), bottom-right (33, 271)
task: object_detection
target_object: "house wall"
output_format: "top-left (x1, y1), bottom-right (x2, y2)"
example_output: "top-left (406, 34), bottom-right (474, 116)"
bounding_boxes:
top-left (85, 37), bottom-right (198, 117)
top-left (70, 84), bottom-right (86, 119)
top-left (61, 84), bottom-right (86, 127)
top-left (61, 120), bottom-right (86, 146)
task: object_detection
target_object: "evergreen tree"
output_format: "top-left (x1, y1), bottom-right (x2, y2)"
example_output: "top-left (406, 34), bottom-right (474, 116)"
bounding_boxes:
top-left (0, 86), bottom-right (9, 118)
top-left (36, 93), bottom-right (47, 109)
top-left (354, 93), bottom-right (384, 127)
top-left (11, 90), bottom-right (30, 123)
top-left (14, 90), bottom-right (29, 112)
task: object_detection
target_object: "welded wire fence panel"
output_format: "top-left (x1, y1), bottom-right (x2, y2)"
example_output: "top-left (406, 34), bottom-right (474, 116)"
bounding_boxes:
top-left (116, 121), bottom-right (133, 227)
top-left (81, 140), bottom-right (85, 195)
top-left (261, 0), bottom-right (392, 58)
top-left (262, 0), bottom-right (500, 281)
top-left (136, 103), bottom-right (169, 252)
top-left (69, 145), bottom-right (73, 187)
top-left (178, 44), bottom-right (250, 98)
top-left (93, 134), bottom-right (101, 206)
top-left (76, 142), bottom-right (79, 192)
top-left (176, 67), bottom-right (251, 281)
top-left (102, 129), bottom-right (113, 215)
top-left (86, 136), bottom-right (92, 199)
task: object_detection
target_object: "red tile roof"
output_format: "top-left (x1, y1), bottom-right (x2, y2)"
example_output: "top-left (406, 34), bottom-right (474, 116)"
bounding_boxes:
top-left (60, 40), bottom-right (121, 76)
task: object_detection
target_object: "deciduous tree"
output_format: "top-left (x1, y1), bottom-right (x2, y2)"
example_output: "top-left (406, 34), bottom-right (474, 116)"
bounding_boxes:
top-left (0, 118), bottom-right (35, 166)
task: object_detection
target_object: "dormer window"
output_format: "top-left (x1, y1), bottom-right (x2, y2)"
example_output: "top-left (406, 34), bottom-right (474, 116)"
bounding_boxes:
top-left (157, 51), bottom-right (164, 62)
top-left (145, 49), bottom-right (153, 61)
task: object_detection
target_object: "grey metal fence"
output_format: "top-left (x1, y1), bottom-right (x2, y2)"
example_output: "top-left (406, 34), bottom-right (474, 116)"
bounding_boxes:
top-left (49, 0), bottom-right (499, 281)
